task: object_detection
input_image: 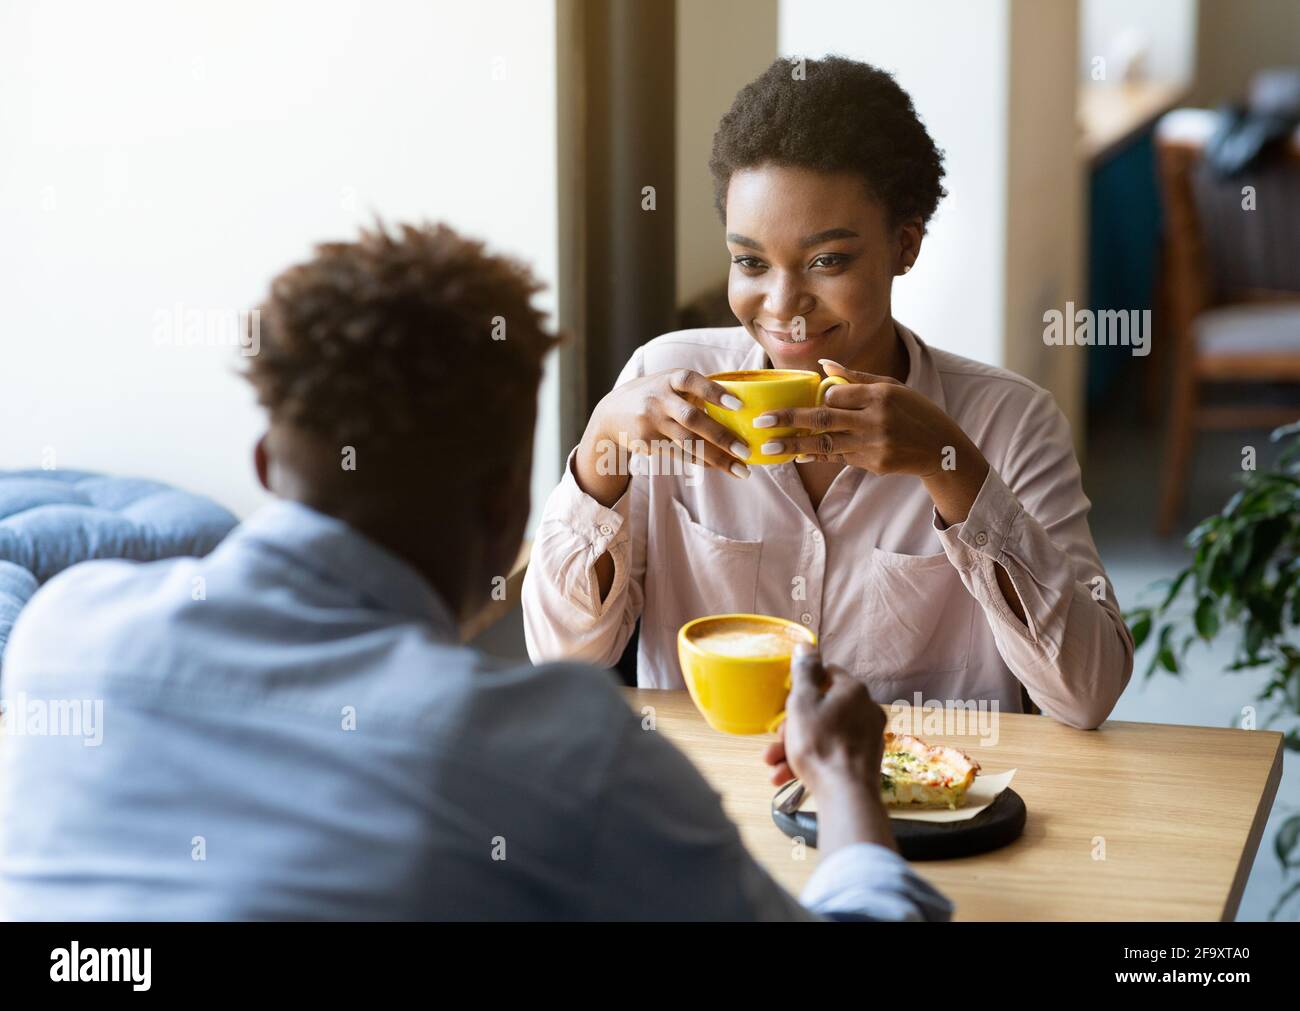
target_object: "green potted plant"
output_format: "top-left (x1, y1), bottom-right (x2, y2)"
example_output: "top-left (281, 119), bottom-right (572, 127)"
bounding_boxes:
top-left (1126, 421), bottom-right (1300, 920)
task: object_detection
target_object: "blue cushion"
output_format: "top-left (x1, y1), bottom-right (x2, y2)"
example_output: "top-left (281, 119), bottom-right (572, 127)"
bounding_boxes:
top-left (0, 470), bottom-right (238, 669)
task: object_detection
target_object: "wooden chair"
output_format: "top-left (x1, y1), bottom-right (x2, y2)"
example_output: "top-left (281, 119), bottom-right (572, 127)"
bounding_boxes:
top-left (1155, 108), bottom-right (1300, 535)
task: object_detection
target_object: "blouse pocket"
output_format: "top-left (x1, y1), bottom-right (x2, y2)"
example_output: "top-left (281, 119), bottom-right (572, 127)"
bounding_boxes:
top-left (645, 497), bottom-right (763, 632)
top-left (852, 548), bottom-right (975, 686)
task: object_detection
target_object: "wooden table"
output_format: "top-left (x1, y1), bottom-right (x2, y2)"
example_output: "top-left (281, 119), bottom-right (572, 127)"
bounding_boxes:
top-left (622, 689), bottom-right (1284, 921)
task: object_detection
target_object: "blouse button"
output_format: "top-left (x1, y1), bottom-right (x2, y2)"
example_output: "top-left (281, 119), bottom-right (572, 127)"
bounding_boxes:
top-left (800, 612), bottom-right (813, 625)
top-left (974, 531), bottom-right (989, 546)
top-left (599, 523), bottom-right (613, 537)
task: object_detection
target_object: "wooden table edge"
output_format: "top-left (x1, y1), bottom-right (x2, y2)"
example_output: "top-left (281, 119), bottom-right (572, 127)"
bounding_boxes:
top-left (1221, 729), bottom-right (1286, 921)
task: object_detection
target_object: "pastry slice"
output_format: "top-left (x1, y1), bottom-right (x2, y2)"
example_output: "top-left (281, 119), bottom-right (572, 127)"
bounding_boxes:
top-left (880, 732), bottom-right (981, 810)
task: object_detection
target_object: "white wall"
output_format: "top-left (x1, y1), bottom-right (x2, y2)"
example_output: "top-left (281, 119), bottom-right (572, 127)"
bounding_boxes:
top-left (779, 0), bottom-right (1009, 368)
top-left (1080, 0), bottom-right (1198, 85)
top-left (0, 0), bottom-right (560, 522)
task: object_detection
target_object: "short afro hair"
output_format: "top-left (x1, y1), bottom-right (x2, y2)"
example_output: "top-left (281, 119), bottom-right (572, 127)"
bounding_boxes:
top-left (710, 55), bottom-right (947, 230)
top-left (244, 221), bottom-right (556, 464)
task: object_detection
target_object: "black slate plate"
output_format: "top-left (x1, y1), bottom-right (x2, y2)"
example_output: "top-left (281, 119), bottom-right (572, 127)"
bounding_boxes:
top-left (771, 784), bottom-right (1026, 861)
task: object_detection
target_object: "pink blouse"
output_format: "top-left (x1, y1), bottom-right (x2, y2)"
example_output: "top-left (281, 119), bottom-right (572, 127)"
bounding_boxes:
top-left (522, 324), bottom-right (1133, 729)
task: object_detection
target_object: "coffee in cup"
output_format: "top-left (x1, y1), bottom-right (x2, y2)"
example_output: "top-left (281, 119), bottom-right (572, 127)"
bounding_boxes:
top-left (688, 618), bottom-right (811, 659)
top-left (677, 613), bottom-right (816, 735)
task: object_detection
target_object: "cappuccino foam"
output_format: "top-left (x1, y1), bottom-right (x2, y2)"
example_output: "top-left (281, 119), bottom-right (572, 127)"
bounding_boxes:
top-left (689, 620), bottom-right (808, 659)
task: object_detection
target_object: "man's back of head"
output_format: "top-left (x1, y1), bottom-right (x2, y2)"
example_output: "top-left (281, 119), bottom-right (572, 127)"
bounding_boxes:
top-left (244, 220), bottom-right (558, 629)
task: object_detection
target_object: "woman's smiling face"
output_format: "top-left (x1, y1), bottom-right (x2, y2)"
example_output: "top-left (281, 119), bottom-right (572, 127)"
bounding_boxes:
top-left (725, 163), bottom-right (917, 375)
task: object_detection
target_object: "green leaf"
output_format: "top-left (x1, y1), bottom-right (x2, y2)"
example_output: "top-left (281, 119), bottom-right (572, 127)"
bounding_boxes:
top-left (1245, 516), bottom-right (1290, 584)
top-left (1270, 420), bottom-right (1300, 443)
top-left (1270, 877), bottom-right (1300, 921)
top-left (1208, 539), bottom-right (1235, 595)
top-left (1159, 569), bottom-right (1190, 610)
top-left (1220, 488), bottom-right (1247, 520)
top-left (1232, 525), bottom-right (1257, 578)
top-left (1142, 624), bottom-right (1169, 680)
top-left (1187, 517), bottom-right (1219, 549)
top-left (1245, 620), bottom-right (1267, 661)
top-left (1156, 626), bottom-right (1179, 673)
top-left (1194, 596), bottom-right (1219, 641)
top-left (1276, 815), bottom-right (1300, 870)
top-left (1130, 612), bottom-right (1153, 650)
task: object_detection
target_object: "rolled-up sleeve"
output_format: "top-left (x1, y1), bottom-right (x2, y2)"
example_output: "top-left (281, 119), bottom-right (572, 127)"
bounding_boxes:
top-left (801, 843), bottom-right (954, 921)
top-left (933, 388), bottom-right (1134, 729)
top-left (522, 350), bottom-right (648, 669)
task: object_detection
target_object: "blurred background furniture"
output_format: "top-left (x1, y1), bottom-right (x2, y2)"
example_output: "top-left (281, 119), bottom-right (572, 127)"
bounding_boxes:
top-left (0, 470), bottom-right (237, 675)
top-left (1155, 75), bottom-right (1300, 535)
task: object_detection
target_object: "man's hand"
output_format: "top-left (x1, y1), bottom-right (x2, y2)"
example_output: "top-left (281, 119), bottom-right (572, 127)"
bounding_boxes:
top-left (764, 643), bottom-right (886, 792)
top-left (762, 643), bottom-right (897, 854)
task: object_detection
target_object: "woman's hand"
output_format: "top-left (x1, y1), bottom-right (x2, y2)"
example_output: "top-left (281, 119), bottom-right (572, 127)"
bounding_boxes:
top-left (574, 369), bottom-right (753, 508)
top-left (752, 358), bottom-right (991, 526)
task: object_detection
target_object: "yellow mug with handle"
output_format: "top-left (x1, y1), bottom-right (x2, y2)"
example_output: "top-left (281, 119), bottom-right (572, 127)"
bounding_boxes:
top-left (677, 613), bottom-right (817, 735)
top-left (704, 369), bottom-right (849, 464)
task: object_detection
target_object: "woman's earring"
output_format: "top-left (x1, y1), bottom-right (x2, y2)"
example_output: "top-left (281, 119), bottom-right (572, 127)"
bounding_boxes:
top-left (902, 263), bottom-right (912, 274)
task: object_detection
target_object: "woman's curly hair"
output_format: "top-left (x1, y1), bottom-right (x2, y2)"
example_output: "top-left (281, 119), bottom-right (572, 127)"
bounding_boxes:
top-left (244, 221), bottom-right (556, 458)
top-left (710, 55), bottom-right (947, 229)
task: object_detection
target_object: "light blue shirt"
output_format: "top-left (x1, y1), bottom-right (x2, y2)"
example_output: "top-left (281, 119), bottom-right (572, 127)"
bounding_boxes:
top-left (0, 501), bottom-right (952, 921)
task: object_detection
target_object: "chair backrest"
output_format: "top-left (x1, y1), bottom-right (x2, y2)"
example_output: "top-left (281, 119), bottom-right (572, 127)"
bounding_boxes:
top-left (1157, 109), bottom-right (1300, 307)
top-left (1191, 147), bottom-right (1300, 301)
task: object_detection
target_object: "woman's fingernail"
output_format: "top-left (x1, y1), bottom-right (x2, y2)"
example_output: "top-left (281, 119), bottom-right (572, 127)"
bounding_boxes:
top-left (721, 394), bottom-right (742, 410)
top-left (795, 454), bottom-right (814, 464)
top-left (760, 441), bottom-right (783, 455)
top-left (731, 441), bottom-right (750, 459)
top-left (752, 414), bottom-right (777, 428)
top-left (730, 462), bottom-right (751, 479)
top-left (818, 358), bottom-right (843, 369)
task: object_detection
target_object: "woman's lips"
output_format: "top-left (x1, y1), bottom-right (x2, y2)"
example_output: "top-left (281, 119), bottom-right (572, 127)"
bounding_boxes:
top-left (757, 322), bottom-right (839, 345)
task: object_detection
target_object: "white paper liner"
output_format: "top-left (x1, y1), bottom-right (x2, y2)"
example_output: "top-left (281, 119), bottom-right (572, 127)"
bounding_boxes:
top-left (800, 768), bottom-right (1017, 823)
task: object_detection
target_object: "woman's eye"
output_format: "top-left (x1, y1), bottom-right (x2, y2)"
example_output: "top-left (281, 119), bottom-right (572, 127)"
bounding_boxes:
top-left (811, 254), bottom-right (848, 269)
top-left (731, 255), bottom-right (766, 272)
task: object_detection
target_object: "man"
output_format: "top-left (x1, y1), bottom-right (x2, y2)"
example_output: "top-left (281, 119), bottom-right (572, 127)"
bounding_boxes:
top-left (0, 222), bottom-right (950, 920)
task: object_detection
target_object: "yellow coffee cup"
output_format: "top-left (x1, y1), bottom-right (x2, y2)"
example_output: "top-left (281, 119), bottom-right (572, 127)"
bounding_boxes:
top-left (677, 613), bottom-right (817, 735)
top-left (705, 369), bottom-right (849, 465)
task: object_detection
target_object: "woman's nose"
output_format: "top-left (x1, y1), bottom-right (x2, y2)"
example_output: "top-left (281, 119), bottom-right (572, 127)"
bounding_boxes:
top-left (762, 273), bottom-right (815, 322)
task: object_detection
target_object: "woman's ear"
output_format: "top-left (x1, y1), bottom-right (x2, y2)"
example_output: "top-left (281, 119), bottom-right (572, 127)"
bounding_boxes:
top-left (897, 219), bottom-right (924, 275)
top-left (253, 434), bottom-right (271, 492)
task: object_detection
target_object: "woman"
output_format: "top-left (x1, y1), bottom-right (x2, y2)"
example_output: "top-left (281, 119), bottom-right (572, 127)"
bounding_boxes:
top-left (522, 56), bottom-right (1132, 728)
